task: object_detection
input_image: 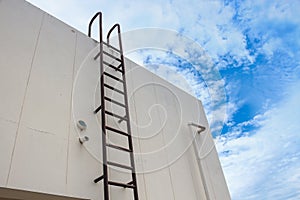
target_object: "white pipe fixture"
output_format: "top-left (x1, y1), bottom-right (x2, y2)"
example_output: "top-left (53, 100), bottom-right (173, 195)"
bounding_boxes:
top-left (79, 136), bottom-right (89, 144)
top-left (77, 120), bottom-right (87, 131)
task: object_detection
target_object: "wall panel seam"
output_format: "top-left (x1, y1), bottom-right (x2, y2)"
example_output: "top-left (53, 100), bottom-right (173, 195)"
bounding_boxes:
top-left (5, 12), bottom-right (46, 186)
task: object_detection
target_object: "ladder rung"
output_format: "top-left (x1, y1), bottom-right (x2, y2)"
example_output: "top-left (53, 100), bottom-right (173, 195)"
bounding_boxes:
top-left (94, 51), bottom-right (122, 62)
top-left (102, 41), bottom-right (121, 53)
top-left (103, 51), bottom-right (122, 62)
top-left (104, 83), bottom-right (124, 95)
top-left (103, 61), bottom-right (123, 73)
top-left (103, 72), bottom-right (123, 82)
top-left (107, 161), bottom-right (133, 170)
top-left (108, 181), bottom-right (135, 189)
top-left (106, 126), bottom-right (129, 137)
top-left (104, 96), bottom-right (126, 108)
top-left (106, 143), bottom-right (131, 152)
top-left (105, 111), bottom-right (127, 121)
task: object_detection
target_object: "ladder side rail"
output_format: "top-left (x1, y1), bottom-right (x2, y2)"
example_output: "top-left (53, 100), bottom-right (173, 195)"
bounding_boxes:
top-left (116, 26), bottom-right (140, 200)
top-left (88, 12), bottom-right (110, 200)
top-left (88, 12), bottom-right (102, 38)
top-left (98, 15), bottom-right (110, 200)
top-left (106, 24), bottom-right (121, 48)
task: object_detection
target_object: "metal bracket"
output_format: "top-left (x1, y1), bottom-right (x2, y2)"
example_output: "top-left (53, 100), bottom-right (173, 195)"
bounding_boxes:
top-left (188, 122), bottom-right (206, 134)
top-left (94, 175), bottom-right (104, 183)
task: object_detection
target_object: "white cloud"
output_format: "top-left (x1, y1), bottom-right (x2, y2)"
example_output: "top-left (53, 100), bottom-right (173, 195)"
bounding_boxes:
top-left (27, 0), bottom-right (300, 71)
top-left (27, 0), bottom-right (254, 69)
top-left (236, 0), bottom-right (300, 58)
top-left (216, 81), bottom-right (300, 199)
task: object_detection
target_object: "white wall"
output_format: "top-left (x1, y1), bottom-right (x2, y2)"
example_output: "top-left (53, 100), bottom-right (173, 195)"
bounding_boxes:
top-left (0, 0), bottom-right (230, 199)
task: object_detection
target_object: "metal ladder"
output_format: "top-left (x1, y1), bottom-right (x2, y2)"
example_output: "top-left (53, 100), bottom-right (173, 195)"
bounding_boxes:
top-left (88, 12), bottom-right (139, 200)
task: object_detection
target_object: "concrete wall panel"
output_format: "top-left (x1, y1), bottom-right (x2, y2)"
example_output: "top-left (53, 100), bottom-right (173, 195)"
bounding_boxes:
top-left (7, 125), bottom-right (68, 194)
top-left (0, 0), bottom-right (44, 122)
top-left (0, 120), bottom-right (18, 187)
top-left (20, 14), bottom-right (76, 136)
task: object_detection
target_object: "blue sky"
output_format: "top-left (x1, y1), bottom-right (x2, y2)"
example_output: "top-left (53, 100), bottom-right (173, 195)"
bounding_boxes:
top-left (27, 0), bottom-right (300, 199)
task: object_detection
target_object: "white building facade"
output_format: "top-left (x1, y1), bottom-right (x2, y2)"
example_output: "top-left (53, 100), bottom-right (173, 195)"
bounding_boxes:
top-left (0, 1), bottom-right (230, 199)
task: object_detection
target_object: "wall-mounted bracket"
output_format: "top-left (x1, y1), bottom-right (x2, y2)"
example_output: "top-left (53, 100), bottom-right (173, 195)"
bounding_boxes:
top-left (188, 122), bottom-right (206, 134)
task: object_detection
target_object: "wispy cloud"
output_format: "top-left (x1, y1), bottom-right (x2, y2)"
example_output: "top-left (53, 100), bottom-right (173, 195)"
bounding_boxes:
top-left (233, 0), bottom-right (300, 64)
top-left (216, 81), bottom-right (300, 199)
top-left (27, 0), bottom-right (300, 69)
top-left (27, 0), bottom-right (252, 68)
